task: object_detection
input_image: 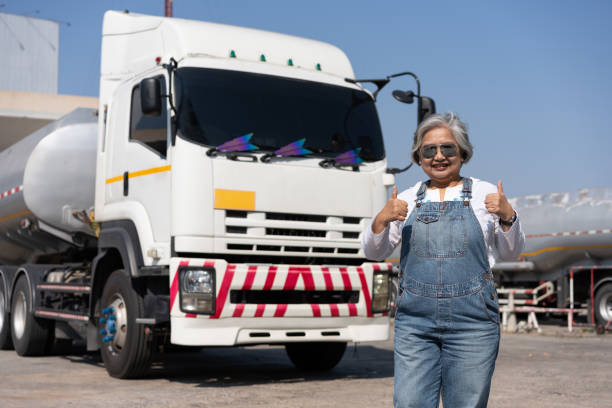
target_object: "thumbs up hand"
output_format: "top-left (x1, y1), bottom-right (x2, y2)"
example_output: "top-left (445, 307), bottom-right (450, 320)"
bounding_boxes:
top-left (372, 186), bottom-right (409, 233)
top-left (485, 180), bottom-right (515, 221)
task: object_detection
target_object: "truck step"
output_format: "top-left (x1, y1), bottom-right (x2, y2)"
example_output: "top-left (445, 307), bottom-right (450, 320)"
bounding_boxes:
top-left (34, 308), bottom-right (89, 322)
top-left (36, 283), bottom-right (91, 294)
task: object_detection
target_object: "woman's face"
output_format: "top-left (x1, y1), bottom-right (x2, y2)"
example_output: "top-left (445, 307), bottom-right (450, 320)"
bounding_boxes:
top-left (419, 126), bottom-right (463, 187)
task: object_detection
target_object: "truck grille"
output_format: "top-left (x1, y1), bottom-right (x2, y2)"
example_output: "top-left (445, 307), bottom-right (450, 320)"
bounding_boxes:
top-left (221, 210), bottom-right (366, 256)
top-left (266, 228), bottom-right (326, 238)
top-left (230, 290), bottom-right (360, 304)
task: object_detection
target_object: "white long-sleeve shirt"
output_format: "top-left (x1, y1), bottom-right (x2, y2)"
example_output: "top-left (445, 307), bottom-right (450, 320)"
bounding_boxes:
top-left (361, 178), bottom-right (525, 268)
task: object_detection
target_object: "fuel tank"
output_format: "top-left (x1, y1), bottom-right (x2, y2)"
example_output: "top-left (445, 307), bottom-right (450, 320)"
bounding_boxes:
top-left (0, 108), bottom-right (98, 264)
top-left (503, 187), bottom-right (612, 277)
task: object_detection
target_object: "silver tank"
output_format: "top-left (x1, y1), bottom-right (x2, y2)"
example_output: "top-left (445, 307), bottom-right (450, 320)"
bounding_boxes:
top-left (0, 108), bottom-right (98, 264)
top-left (496, 188), bottom-right (612, 279)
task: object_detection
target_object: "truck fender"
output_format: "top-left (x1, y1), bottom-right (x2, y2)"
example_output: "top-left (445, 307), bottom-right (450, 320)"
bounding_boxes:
top-left (594, 276), bottom-right (612, 293)
top-left (88, 249), bottom-right (120, 351)
top-left (97, 220), bottom-right (144, 278)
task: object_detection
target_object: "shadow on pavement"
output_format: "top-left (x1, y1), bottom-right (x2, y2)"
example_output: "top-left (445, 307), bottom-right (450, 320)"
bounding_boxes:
top-left (153, 344), bottom-right (394, 387)
top-left (59, 343), bottom-right (394, 386)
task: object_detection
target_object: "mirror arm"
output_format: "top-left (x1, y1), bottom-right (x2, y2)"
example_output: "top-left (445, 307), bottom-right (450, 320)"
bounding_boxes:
top-left (346, 71), bottom-right (422, 101)
top-left (345, 77), bottom-right (390, 101)
top-left (162, 57), bottom-right (179, 145)
top-left (346, 71), bottom-right (429, 175)
top-left (162, 57), bottom-right (178, 116)
top-left (386, 162), bottom-right (414, 174)
top-left (387, 72), bottom-right (421, 98)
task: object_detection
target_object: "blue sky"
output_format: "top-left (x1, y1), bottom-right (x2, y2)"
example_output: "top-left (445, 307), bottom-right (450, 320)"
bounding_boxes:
top-left (3, 0), bottom-right (611, 198)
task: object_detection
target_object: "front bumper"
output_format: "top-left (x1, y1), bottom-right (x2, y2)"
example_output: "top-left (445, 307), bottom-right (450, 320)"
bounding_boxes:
top-left (169, 258), bottom-right (392, 346)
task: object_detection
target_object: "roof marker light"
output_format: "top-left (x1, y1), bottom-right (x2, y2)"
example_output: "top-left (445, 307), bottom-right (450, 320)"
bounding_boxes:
top-left (260, 54), bottom-right (266, 62)
top-left (288, 58), bottom-right (294, 66)
top-left (155, 56), bottom-right (162, 65)
top-left (229, 50), bottom-right (236, 58)
top-left (316, 63), bottom-right (322, 71)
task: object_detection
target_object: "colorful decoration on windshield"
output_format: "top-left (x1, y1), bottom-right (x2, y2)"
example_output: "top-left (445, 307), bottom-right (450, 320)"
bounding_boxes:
top-left (274, 139), bottom-right (312, 157)
top-left (260, 138), bottom-right (312, 162)
top-left (217, 133), bottom-right (258, 152)
top-left (333, 148), bottom-right (363, 166)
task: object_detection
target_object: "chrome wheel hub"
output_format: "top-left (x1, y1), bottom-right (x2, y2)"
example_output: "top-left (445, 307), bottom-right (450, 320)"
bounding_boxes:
top-left (599, 292), bottom-right (612, 322)
top-left (100, 294), bottom-right (128, 354)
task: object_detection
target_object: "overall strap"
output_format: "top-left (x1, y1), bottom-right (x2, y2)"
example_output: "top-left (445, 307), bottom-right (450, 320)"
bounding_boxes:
top-left (415, 182), bottom-right (427, 207)
top-left (461, 177), bottom-right (472, 205)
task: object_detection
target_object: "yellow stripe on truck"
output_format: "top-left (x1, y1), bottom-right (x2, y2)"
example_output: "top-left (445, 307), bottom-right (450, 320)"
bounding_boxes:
top-left (129, 165), bottom-right (171, 179)
top-left (0, 210), bottom-right (32, 224)
top-left (106, 165), bottom-right (171, 184)
top-left (105, 175), bottom-right (123, 184)
top-left (214, 189), bottom-right (256, 211)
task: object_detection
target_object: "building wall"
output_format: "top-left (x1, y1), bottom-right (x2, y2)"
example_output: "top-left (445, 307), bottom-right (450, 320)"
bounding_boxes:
top-left (0, 90), bottom-right (98, 152)
top-left (0, 13), bottom-right (59, 94)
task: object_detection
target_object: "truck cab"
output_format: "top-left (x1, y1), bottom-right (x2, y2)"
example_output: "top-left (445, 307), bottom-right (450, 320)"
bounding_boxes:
top-left (89, 11), bottom-right (393, 376)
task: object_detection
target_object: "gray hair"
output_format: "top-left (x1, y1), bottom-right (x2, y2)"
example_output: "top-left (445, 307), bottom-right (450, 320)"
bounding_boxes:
top-left (410, 112), bottom-right (473, 164)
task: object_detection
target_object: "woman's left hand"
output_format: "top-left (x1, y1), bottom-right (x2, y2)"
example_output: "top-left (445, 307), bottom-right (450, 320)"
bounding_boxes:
top-left (485, 180), bottom-right (515, 222)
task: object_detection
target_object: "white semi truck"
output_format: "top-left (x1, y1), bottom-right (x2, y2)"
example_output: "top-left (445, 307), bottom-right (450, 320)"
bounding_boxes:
top-left (0, 11), bottom-right (412, 378)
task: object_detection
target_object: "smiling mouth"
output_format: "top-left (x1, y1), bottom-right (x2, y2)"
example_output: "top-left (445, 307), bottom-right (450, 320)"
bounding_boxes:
top-left (432, 163), bottom-right (449, 170)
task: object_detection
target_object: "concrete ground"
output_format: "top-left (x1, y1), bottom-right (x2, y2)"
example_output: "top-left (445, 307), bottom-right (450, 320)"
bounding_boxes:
top-left (0, 323), bottom-right (610, 408)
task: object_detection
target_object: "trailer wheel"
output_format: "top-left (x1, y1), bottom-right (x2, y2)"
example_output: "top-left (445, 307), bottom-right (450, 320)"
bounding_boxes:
top-left (594, 283), bottom-right (612, 327)
top-left (10, 275), bottom-right (53, 356)
top-left (98, 270), bottom-right (153, 378)
top-left (0, 277), bottom-right (13, 350)
top-left (285, 342), bottom-right (347, 371)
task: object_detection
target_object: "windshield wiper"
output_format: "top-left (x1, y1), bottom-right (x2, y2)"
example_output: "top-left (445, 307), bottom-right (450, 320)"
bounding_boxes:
top-left (260, 139), bottom-right (312, 163)
top-left (319, 148), bottom-right (363, 171)
top-left (206, 133), bottom-right (259, 162)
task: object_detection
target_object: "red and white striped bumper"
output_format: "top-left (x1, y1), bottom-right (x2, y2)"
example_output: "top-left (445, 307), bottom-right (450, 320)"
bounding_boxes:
top-left (169, 258), bottom-right (391, 346)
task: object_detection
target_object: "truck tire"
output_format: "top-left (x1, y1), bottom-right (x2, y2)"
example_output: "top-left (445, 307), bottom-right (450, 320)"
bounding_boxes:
top-left (285, 342), bottom-right (347, 371)
top-left (10, 275), bottom-right (53, 356)
top-left (0, 277), bottom-right (13, 350)
top-left (389, 276), bottom-right (399, 318)
top-left (594, 283), bottom-right (612, 327)
top-left (98, 270), bottom-right (153, 378)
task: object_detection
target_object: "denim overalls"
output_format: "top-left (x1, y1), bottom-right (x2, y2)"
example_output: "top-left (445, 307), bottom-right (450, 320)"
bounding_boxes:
top-left (394, 178), bottom-right (500, 408)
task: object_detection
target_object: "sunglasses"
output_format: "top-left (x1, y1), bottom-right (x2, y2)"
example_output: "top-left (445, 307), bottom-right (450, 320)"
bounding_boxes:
top-left (420, 143), bottom-right (458, 159)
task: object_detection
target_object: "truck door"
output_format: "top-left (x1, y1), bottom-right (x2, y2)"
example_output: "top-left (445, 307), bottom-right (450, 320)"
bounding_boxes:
top-left (104, 74), bottom-right (171, 260)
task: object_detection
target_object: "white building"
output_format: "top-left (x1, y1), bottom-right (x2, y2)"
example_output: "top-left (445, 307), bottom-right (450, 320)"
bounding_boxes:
top-left (0, 12), bottom-right (97, 152)
top-left (0, 12), bottom-right (59, 93)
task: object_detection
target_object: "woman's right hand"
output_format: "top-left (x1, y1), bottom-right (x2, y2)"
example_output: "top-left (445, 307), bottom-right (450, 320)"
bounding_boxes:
top-left (372, 186), bottom-right (409, 234)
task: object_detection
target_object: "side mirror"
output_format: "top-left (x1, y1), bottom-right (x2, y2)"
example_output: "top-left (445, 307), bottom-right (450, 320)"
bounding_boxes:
top-left (140, 78), bottom-right (162, 117)
top-left (418, 96), bottom-right (436, 124)
top-left (392, 89), bottom-right (415, 104)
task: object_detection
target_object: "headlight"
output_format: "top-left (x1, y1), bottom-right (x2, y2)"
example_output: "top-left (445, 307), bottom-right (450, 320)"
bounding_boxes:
top-left (180, 268), bottom-right (215, 314)
top-left (371, 272), bottom-right (390, 313)
top-left (183, 270), bottom-right (213, 293)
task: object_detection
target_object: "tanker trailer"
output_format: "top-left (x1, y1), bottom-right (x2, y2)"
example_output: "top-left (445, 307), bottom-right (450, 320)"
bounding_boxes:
top-left (493, 187), bottom-right (612, 327)
top-left (0, 108), bottom-right (98, 264)
top-left (0, 108), bottom-right (98, 353)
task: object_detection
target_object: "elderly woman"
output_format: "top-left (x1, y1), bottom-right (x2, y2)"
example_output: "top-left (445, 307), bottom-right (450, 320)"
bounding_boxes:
top-left (362, 113), bottom-right (524, 408)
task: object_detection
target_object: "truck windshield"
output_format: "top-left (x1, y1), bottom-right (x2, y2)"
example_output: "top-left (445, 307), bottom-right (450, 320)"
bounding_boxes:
top-left (174, 67), bottom-right (385, 161)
